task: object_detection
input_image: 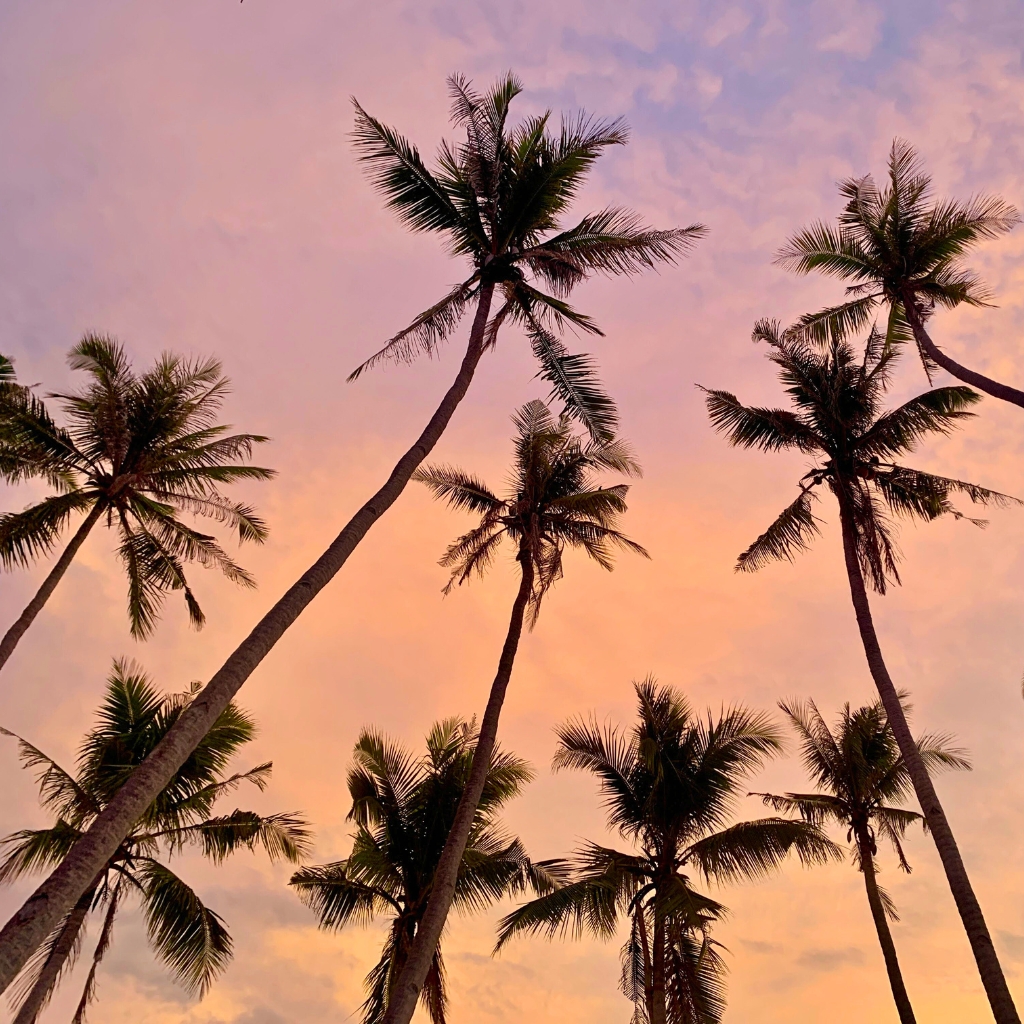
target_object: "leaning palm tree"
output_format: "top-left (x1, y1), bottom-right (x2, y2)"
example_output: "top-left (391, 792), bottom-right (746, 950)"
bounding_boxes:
top-left (755, 698), bottom-right (970, 1024)
top-left (496, 679), bottom-right (839, 1024)
top-left (0, 74), bottom-right (704, 987)
top-left (291, 718), bottom-right (559, 1024)
top-left (0, 334), bottom-right (274, 673)
top-left (379, 399), bottom-right (649, 1024)
top-left (1, 659), bottom-right (310, 1024)
top-left (704, 319), bottom-right (1021, 1023)
top-left (778, 138), bottom-right (1024, 408)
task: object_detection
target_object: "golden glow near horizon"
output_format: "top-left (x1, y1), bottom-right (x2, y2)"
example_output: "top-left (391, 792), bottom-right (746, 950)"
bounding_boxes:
top-left (1, 2), bottom-right (1023, 1022)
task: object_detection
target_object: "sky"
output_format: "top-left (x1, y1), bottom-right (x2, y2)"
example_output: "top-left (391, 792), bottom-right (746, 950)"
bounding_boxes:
top-left (1, 1), bottom-right (1024, 1022)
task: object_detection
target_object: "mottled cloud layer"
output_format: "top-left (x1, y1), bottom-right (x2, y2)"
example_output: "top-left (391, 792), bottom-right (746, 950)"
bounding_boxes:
top-left (1, 1), bottom-right (1024, 1022)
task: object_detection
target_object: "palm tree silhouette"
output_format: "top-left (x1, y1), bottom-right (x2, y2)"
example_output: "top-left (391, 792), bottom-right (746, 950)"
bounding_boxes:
top-left (704, 318), bottom-right (1020, 1022)
top-left (496, 679), bottom-right (839, 1024)
top-left (0, 335), bottom-right (273, 672)
top-left (0, 75), bottom-right (704, 984)
top-left (1, 659), bottom-right (309, 1023)
top-left (778, 138), bottom-right (1024, 408)
top-left (291, 717), bottom-right (558, 1024)
top-left (383, 399), bottom-right (648, 1023)
top-left (755, 698), bottom-right (969, 1024)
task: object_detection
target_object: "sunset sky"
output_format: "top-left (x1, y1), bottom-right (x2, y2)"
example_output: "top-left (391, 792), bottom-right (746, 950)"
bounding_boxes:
top-left (2, 1), bottom-right (1024, 1022)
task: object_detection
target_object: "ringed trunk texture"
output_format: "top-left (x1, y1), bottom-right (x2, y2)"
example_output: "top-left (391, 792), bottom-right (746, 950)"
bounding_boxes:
top-left (12, 885), bottom-right (95, 1024)
top-left (839, 505), bottom-right (1019, 1024)
top-left (0, 284), bottom-right (497, 994)
top-left (381, 547), bottom-right (535, 1024)
top-left (0, 502), bottom-right (105, 675)
top-left (902, 291), bottom-right (1024, 409)
top-left (857, 834), bottom-right (916, 1024)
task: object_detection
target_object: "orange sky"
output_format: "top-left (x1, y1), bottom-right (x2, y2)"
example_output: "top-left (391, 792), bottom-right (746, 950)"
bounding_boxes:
top-left (1, 2), bottom-right (1024, 1022)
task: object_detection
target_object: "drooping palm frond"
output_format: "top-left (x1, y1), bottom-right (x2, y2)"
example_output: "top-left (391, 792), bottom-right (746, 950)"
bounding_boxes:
top-left (139, 860), bottom-right (232, 995)
top-left (735, 489), bottom-right (821, 573)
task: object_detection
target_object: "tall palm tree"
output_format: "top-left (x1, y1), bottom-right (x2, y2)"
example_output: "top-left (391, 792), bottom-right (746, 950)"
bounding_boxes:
top-left (0, 659), bottom-right (310, 1023)
top-left (0, 74), bottom-right (704, 987)
top-left (777, 138), bottom-right (1024, 408)
top-left (755, 698), bottom-right (970, 1024)
top-left (380, 399), bottom-right (648, 1024)
top-left (291, 717), bottom-right (559, 1024)
top-left (496, 679), bottom-right (839, 1024)
top-left (704, 319), bottom-right (1021, 1022)
top-left (0, 335), bottom-right (274, 672)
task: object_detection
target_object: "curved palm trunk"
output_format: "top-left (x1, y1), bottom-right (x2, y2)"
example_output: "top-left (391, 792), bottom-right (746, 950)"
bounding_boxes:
top-left (902, 292), bottom-right (1024, 409)
top-left (0, 283), bottom-right (497, 994)
top-left (0, 502), bottom-right (104, 675)
top-left (856, 834), bottom-right (916, 1024)
top-left (12, 885), bottom-right (95, 1024)
top-left (839, 505), bottom-right (1019, 1024)
top-left (381, 545), bottom-right (535, 1024)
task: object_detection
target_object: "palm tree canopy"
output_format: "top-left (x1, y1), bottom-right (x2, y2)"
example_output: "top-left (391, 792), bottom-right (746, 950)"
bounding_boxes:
top-left (414, 399), bottom-right (649, 624)
top-left (775, 138), bottom-right (1020, 374)
top-left (290, 717), bottom-right (558, 1024)
top-left (703, 319), bottom-right (1020, 592)
top-left (0, 335), bottom-right (275, 636)
top-left (496, 680), bottom-right (839, 1024)
top-left (756, 697), bottom-right (970, 877)
top-left (0, 658), bottom-right (309, 1018)
top-left (350, 72), bottom-right (706, 441)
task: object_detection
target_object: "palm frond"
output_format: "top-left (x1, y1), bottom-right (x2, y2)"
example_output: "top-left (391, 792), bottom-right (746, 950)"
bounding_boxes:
top-left (735, 489), bottom-right (821, 572)
top-left (139, 860), bottom-right (232, 996)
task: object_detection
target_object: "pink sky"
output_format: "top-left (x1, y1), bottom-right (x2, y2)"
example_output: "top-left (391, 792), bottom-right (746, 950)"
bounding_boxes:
top-left (2, 2), bottom-right (1024, 1022)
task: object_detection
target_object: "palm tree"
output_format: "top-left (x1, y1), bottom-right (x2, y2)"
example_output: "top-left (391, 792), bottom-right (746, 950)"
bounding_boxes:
top-left (379, 399), bottom-right (649, 1024)
top-left (0, 659), bottom-right (310, 1023)
top-left (755, 698), bottom-right (970, 1024)
top-left (704, 319), bottom-right (1021, 1023)
top-left (777, 138), bottom-right (1024, 408)
top-left (0, 335), bottom-right (274, 673)
top-left (0, 74), bottom-right (704, 987)
top-left (496, 679), bottom-right (839, 1024)
top-left (291, 717), bottom-right (559, 1024)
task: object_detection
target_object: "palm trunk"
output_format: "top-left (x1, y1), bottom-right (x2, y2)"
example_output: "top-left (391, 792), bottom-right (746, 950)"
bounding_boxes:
top-left (381, 543), bottom-right (535, 1024)
top-left (901, 291), bottom-right (1024, 409)
top-left (856, 833), bottom-right (916, 1024)
top-left (839, 503), bottom-right (1019, 1024)
top-left (12, 885), bottom-right (95, 1024)
top-left (635, 907), bottom-right (655, 1024)
top-left (0, 283), bottom-right (497, 995)
top-left (0, 502), bottom-right (104, 675)
top-left (650, 905), bottom-right (668, 1024)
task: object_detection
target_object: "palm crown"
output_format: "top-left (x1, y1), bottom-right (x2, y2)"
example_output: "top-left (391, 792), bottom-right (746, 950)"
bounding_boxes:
top-left (0, 335), bottom-right (274, 636)
top-left (704, 319), bottom-right (1019, 593)
top-left (776, 138), bottom-right (1020, 378)
top-left (496, 680), bottom-right (839, 1024)
top-left (757, 698), bottom-right (969, 879)
top-left (414, 399), bottom-right (648, 624)
top-left (290, 718), bottom-right (559, 1024)
top-left (351, 73), bottom-right (705, 440)
top-left (0, 660), bottom-right (309, 1022)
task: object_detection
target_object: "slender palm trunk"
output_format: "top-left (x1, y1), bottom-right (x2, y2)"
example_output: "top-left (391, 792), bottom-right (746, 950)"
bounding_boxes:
top-left (381, 544), bottom-right (535, 1024)
top-left (0, 502), bottom-right (104, 675)
top-left (856, 833), bottom-right (916, 1024)
top-left (839, 504), bottom-right (1019, 1024)
top-left (12, 885), bottom-right (95, 1024)
top-left (0, 284), bottom-right (497, 994)
top-left (901, 292), bottom-right (1024, 409)
top-left (650, 905), bottom-right (668, 1024)
top-left (636, 907), bottom-right (655, 1024)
